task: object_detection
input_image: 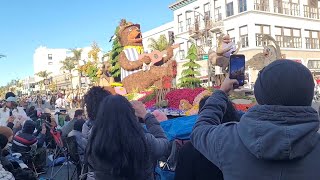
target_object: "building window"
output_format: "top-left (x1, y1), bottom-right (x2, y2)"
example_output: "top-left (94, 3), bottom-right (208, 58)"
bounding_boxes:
top-left (179, 42), bottom-right (185, 60)
top-left (275, 26), bottom-right (302, 48)
top-left (305, 30), bottom-right (320, 49)
top-left (204, 3), bottom-right (211, 26)
top-left (254, 0), bottom-right (269, 11)
top-left (178, 14), bottom-right (183, 33)
top-left (48, 54), bottom-right (52, 60)
top-left (239, 0), bottom-right (247, 12)
top-left (308, 60), bottom-right (320, 69)
top-left (179, 50), bottom-right (185, 60)
top-left (303, 5), bottom-right (319, 19)
top-left (255, 24), bottom-right (271, 46)
top-left (48, 62), bottom-right (53, 65)
top-left (193, 8), bottom-right (201, 32)
top-left (214, 6), bottom-right (222, 21)
top-left (240, 26), bottom-right (249, 48)
top-left (227, 29), bottom-right (236, 43)
top-left (274, 0), bottom-right (300, 16)
top-left (226, 2), bottom-right (234, 17)
top-left (186, 12), bottom-right (192, 31)
top-left (196, 38), bottom-right (202, 46)
top-left (187, 41), bottom-right (192, 49)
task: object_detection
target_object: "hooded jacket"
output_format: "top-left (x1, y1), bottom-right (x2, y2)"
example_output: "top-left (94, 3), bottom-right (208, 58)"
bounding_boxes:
top-left (191, 90), bottom-right (320, 180)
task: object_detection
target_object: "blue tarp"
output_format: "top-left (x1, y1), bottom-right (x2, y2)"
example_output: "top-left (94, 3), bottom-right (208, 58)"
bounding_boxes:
top-left (160, 115), bottom-right (197, 141)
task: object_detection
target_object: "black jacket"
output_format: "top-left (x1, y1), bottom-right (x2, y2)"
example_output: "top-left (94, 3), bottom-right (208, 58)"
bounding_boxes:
top-left (175, 142), bottom-right (223, 180)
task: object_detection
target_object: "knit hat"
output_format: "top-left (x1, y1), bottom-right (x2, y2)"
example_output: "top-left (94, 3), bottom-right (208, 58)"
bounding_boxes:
top-left (74, 120), bottom-right (85, 132)
top-left (5, 92), bottom-right (15, 99)
top-left (254, 60), bottom-right (314, 106)
top-left (0, 126), bottom-right (13, 139)
top-left (22, 120), bottom-right (36, 134)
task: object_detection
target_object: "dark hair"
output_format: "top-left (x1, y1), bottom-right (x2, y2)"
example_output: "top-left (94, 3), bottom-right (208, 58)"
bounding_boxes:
top-left (65, 115), bottom-right (71, 122)
top-left (0, 134), bottom-right (8, 150)
top-left (5, 92), bottom-right (15, 99)
top-left (199, 95), bottom-right (240, 123)
top-left (87, 95), bottom-right (149, 179)
top-left (83, 86), bottom-right (111, 121)
top-left (29, 106), bottom-right (35, 112)
top-left (223, 101), bottom-right (241, 123)
top-left (199, 96), bottom-right (210, 110)
top-left (74, 109), bottom-right (84, 118)
top-left (74, 120), bottom-right (85, 132)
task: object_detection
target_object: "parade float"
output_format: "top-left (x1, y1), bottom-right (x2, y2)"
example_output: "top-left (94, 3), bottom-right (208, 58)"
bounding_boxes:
top-left (98, 21), bottom-right (290, 117)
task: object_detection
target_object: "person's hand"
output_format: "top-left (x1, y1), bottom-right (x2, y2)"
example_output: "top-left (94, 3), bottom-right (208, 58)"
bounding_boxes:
top-left (14, 121), bottom-right (22, 129)
top-left (7, 116), bottom-right (15, 123)
top-left (17, 115), bottom-right (22, 120)
top-left (41, 123), bottom-right (47, 134)
top-left (131, 101), bottom-right (148, 119)
top-left (220, 76), bottom-right (239, 94)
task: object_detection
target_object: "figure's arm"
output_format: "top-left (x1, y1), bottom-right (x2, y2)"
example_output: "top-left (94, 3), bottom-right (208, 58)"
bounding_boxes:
top-left (232, 41), bottom-right (241, 54)
top-left (162, 46), bottom-right (174, 63)
top-left (119, 51), bottom-right (151, 71)
top-left (216, 44), bottom-right (232, 54)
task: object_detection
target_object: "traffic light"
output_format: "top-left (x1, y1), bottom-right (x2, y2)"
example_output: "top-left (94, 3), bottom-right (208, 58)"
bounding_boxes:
top-left (168, 31), bottom-right (175, 45)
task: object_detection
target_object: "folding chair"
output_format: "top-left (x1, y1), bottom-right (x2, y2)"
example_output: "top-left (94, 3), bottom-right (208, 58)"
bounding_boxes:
top-left (47, 129), bottom-right (72, 180)
top-left (65, 136), bottom-right (84, 180)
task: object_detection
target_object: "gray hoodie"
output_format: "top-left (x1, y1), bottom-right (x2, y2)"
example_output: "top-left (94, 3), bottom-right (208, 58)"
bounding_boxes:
top-left (191, 90), bottom-right (320, 180)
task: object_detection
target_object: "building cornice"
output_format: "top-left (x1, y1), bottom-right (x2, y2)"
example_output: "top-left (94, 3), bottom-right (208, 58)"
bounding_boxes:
top-left (169, 0), bottom-right (197, 11)
top-left (224, 10), bottom-right (320, 22)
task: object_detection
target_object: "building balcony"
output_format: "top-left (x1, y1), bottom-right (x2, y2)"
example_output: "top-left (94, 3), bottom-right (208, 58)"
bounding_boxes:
top-left (306, 37), bottom-right (320, 49)
top-left (254, 3), bottom-right (269, 11)
top-left (210, 19), bottom-right (224, 33)
top-left (189, 23), bottom-right (200, 37)
top-left (303, 5), bottom-right (320, 19)
top-left (274, 2), bottom-right (300, 16)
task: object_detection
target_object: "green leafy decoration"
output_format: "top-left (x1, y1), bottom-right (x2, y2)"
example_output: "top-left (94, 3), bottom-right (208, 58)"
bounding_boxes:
top-left (179, 43), bottom-right (202, 88)
top-left (109, 26), bottom-right (123, 81)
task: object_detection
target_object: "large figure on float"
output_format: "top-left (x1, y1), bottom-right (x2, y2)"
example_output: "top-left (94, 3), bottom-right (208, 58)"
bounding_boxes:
top-left (209, 33), bottom-right (241, 86)
top-left (117, 19), bottom-right (178, 93)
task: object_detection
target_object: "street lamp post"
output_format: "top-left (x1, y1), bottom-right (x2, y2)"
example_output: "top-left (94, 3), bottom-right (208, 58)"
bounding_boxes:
top-left (185, 10), bottom-right (212, 86)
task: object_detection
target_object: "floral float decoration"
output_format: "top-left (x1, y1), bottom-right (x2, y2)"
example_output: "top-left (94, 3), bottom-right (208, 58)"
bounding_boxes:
top-left (179, 90), bottom-right (212, 116)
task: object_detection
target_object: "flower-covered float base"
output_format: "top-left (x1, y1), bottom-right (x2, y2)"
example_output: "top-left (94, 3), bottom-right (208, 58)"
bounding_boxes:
top-left (126, 87), bottom-right (256, 117)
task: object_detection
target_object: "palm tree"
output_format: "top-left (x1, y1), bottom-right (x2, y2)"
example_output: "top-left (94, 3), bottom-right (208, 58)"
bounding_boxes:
top-left (148, 34), bottom-right (170, 51)
top-left (60, 57), bottom-right (76, 91)
top-left (88, 42), bottom-right (101, 62)
top-left (36, 70), bottom-right (52, 91)
top-left (71, 48), bottom-right (83, 89)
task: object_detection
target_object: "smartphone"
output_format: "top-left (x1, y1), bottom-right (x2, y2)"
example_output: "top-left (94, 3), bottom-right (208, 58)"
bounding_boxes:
top-left (229, 54), bottom-right (245, 87)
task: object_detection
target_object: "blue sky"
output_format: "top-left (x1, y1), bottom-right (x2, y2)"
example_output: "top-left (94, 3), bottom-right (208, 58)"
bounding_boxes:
top-left (0, 0), bottom-right (174, 86)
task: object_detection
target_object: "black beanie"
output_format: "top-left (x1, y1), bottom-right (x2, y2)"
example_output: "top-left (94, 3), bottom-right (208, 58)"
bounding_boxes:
top-left (74, 120), bottom-right (85, 132)
top-left (22, 120), bottom-right (36, 134)
top-left (5, 92), bottom-right (16, 99)
top-left (254, 60), bottom-right (314, 106)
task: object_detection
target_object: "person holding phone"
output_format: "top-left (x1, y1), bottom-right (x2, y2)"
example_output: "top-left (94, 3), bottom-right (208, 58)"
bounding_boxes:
top-left (0, 93), bottom-right (28, 128)
top-left (229, 54), bottom-right (245, 89)
top-left (191, 60), bottom-right (320, 180)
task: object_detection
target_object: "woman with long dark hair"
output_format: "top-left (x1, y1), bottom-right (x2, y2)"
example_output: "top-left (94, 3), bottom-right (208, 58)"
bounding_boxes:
top-left (82, 86), bottom-right (111, 139)
top-left (87, 95), bottom-right (169, 180)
